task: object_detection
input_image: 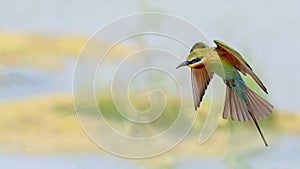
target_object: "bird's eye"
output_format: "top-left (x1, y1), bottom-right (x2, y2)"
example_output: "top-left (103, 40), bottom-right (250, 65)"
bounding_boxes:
top-left (193, 58), bottom-right (200, 63)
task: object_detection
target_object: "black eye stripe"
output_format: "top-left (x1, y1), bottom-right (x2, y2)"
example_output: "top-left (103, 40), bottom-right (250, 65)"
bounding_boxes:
top-left (191, 56), bottom-right (204, 63)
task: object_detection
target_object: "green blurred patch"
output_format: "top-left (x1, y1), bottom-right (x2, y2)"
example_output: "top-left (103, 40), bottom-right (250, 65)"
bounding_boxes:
top-left (99, 95), bottom-right (181, 125)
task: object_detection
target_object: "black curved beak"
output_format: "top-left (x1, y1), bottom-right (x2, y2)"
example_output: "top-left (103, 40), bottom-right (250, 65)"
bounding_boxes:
top-left (176, 61), bottom-right (189, 69)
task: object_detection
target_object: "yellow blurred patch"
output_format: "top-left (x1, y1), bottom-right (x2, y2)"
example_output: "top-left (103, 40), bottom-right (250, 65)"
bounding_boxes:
top-left (0, 32), bottom-right (134, 69)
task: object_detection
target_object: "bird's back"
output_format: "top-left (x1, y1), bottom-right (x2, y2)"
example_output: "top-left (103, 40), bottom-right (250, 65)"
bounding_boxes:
top-left (204, 49), bottom-right (238, 80)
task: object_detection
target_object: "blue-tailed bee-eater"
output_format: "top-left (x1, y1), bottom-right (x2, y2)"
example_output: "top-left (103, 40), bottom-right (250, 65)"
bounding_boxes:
top-left (176, 40), bottom-right (273, 146)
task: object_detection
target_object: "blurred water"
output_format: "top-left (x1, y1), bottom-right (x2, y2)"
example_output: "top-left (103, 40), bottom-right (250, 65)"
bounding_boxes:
top-left (1, 0), bottom-right (299, 111)
top-left (0, 1), bottom-right (299, 168)
top-left (0, 135), bottom-right (299, 169)
top-left (176, 136), bottom-right (300, 169)
top-left (247, 135), bottom-right (300, 169)
top-left (0, 153), bottom-right (143, 169)
top-left (0, 59), bottom-right (74, 101)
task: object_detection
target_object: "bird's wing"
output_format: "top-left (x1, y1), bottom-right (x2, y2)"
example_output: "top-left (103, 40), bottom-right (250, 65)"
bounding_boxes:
top-left (191, 68), bottom-right (214, 110)
top-left (214, 40), bottom-right (268, 93)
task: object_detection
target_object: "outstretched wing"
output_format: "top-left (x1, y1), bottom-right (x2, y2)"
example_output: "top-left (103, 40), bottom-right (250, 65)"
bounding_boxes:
top-left (214, 40), bottom-right (268, 94)
top-left (191, 68), bottom-right (214, 110)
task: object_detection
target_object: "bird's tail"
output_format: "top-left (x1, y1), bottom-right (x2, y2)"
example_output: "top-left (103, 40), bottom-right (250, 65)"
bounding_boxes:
top-left (223, 83), bottom-right (273, 121)
top-left (223, 81), bottom-right (273, 146)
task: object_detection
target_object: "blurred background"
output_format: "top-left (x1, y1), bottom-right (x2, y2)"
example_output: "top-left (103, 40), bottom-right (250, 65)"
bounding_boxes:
top-left (1, 0), bottom-right (300, 168)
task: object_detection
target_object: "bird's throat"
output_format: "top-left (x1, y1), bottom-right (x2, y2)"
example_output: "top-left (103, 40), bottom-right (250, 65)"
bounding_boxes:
top-left (189, 62), bottom-right (205, 69)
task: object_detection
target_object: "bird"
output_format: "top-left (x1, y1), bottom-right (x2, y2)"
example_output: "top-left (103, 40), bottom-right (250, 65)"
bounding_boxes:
top-left (176, 40), bottom-right (273, 146)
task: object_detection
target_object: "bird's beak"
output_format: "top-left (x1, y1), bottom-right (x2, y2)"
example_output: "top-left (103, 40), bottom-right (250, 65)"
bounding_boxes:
top-left (176, 61), bottom-right (189, 69)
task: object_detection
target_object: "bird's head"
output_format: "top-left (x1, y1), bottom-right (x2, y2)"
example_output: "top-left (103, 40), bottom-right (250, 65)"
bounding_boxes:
top-left (176, 42), bottom-right (209, 69)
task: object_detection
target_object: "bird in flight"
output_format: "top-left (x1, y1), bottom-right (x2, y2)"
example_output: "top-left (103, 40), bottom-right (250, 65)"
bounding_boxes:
top-left (176, 40), bottom-right (273, 146)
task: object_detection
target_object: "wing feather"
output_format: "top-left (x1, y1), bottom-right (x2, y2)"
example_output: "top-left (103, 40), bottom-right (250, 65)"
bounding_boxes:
top-left (214, 40), bottom-right (268, 94)
top-left (191, 68), bottom-right (214, 110)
